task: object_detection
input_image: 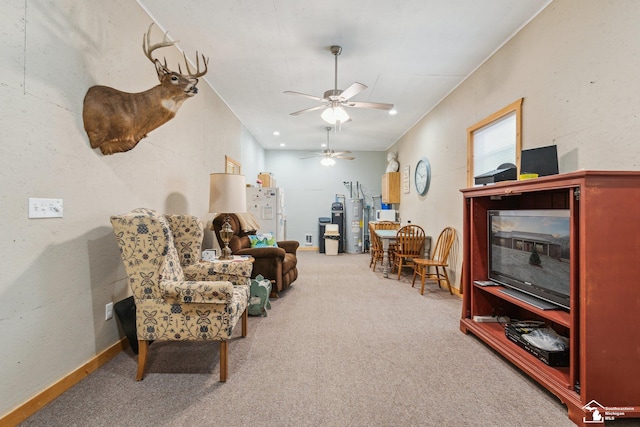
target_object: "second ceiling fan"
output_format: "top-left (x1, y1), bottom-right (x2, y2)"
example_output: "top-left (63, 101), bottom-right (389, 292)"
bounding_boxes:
top-left (285, 45), bottom-right (393, 124)
top-left (301, 127), bottom-right (355, 165)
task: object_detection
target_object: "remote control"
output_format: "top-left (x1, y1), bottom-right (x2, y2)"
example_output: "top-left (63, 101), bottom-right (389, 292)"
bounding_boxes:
top-left (474, 280), bottom-right (498, 287)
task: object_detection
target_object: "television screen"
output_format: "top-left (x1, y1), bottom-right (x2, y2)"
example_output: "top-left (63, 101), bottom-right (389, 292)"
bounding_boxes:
top-left (520, 145), bottom-right (559, 176)
top-left (489, 209), bottom-right (571, 310)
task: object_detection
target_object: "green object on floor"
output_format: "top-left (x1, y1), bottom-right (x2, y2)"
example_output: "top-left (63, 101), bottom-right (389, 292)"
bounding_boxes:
top-left (249, 274), bottom-right (272, 316)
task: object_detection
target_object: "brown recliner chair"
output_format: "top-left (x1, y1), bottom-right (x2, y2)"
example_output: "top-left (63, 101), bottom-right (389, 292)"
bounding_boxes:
top-left (213, 213), bottom-right (299, 295)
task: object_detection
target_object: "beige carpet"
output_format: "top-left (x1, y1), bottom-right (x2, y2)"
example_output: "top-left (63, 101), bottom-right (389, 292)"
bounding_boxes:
top-left (21, 251), bottom-right (582, 426)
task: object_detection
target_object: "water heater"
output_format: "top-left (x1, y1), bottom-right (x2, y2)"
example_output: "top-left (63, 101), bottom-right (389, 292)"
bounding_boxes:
top-left (345, 198), bottom-right (363, 253)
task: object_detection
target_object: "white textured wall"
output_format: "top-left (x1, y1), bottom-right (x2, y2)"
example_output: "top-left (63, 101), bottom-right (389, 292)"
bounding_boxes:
top-left (264, 150), bottom-right (386, 246)
top-left (390, 0), bottom-right (640, 291)
top-left (0, 0), bottom-right (263, 417)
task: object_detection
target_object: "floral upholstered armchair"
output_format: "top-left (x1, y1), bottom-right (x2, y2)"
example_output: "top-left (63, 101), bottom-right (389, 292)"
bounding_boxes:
top-left (110, 208), bottom-right (251, 382)
top-left (166, 214), bottom-right (255, 283)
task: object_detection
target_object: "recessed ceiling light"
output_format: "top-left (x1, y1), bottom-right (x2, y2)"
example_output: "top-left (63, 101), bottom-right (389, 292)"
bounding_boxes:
top-left (280, 143), bottom-right (285, 147)
top-left (389, 109), bottom-right (397, 115)
top-left (321, 143), bottom-right (327, 147)
top-left (273, 131), bottom-right (280, 136)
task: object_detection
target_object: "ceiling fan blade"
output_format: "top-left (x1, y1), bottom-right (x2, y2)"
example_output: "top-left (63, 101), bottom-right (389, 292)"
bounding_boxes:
top-left (339, 82), bottom-right (367, 101)
top-left (290, 104), bottom-right (329, 116)
top-left (331, 150), bottom-right (352, 156)
top-left (335, 155), bottom-right (355, 160)
top-left (283, 90), bottom-right (326, 102)
top-left (345, 101), bottom-right (394, 110)
top-left (299, 153), bottom-right (324, 159)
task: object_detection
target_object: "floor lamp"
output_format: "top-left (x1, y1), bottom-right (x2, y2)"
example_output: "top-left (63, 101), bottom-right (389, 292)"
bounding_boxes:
top-left (209, 173), bottom-right (247, 260)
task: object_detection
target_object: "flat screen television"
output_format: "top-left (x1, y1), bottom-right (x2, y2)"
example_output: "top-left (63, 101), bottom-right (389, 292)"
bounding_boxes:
top-left (488, 209), bottom-right (571, 310)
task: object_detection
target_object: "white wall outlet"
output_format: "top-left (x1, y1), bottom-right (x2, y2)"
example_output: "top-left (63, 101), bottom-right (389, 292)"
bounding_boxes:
top-left (105, 302), bottom-right (114, 321)
top-left (28, 198), bottom-right (63, 218)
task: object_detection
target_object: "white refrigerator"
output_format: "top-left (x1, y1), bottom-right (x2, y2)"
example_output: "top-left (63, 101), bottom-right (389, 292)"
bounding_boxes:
top-left (246, 187), bottom-right (285, 240)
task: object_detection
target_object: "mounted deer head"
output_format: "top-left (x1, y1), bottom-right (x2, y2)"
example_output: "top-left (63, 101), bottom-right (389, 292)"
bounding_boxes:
top-left (82, 24), bottom-right (208, 155)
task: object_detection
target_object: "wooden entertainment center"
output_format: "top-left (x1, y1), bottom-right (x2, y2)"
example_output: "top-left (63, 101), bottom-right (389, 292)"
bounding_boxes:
top-left (460, 171), bottom-right (640, 426)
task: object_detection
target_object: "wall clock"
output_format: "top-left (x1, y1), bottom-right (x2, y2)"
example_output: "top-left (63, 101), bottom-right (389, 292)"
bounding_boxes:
top-left (414, 157), bottom-right (431, 196)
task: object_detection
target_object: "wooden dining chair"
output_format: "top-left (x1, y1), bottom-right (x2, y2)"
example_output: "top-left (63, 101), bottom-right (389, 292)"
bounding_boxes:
top-left (412, 227), bottom-right (456, 294)
top-left (374, 221), bottom-right (400, 263)
top-left (375, 221), bottom-right (400, 231)
top-left (369, 222), bottom-right (397, 271)
top-left (368, 223), bottom-right (384, 270)
top-left (392, 224), bottom-right (426, 279)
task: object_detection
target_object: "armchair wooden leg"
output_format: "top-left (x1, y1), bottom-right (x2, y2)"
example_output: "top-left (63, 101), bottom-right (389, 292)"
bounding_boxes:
top-left (241, 307), bottom-right (248, 337)
top-left (136, 340), bottom-right (148, 381)
top-left (219, 340), bottom-right (228, 382)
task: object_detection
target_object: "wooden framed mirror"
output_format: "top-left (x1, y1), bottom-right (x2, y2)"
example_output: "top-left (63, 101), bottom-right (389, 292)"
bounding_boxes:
top-left (225, 156), bottom-right (241, 174)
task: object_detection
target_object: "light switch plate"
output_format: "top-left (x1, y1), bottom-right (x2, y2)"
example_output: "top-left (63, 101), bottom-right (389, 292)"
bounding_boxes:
top-left (105, 302), bottom-right (114, 321)
top-left (29, 198), bottom-right (63, 218)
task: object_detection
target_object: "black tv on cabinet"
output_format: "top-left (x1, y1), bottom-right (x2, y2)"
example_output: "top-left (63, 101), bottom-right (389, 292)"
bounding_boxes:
top-left (520, 145), bottom-right (559, 176)
top-left (488, 209), bottom-right (571, 310)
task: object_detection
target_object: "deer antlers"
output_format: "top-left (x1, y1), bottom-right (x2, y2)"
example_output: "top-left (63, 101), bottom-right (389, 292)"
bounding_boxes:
top-left (142, 23), bottom-right (208, 78)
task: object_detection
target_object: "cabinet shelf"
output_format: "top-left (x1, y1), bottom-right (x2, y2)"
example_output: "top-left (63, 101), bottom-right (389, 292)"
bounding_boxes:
top-left (474, 284), bottom-right (570, 328)
top-left (460, 171), bottom-right (640, 426)
top-left (460, 319), bottom-right (572, 390)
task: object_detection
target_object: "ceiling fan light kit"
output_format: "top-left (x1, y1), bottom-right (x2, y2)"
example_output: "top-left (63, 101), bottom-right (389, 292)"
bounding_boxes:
top-left (320, 157), bottom-right (336, 166)
top-left (321, 106), bottom-right (349, 124)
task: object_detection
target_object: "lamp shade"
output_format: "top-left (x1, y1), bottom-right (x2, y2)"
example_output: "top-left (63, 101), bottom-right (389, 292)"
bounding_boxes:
top-left (209, 173), bottom-right (247, 214)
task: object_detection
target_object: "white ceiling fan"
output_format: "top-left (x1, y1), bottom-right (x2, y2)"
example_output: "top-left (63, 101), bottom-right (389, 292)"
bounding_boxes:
top-left (285, 45), bottom-right (394, 124)
top-left (301, 127), bottom-right (355, 165)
